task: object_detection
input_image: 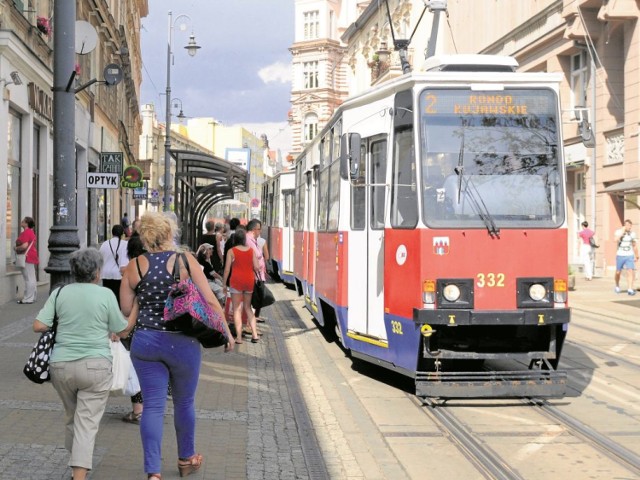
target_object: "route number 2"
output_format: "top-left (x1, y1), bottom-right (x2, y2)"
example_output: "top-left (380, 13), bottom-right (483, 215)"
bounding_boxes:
top-left (476, 273), bottom-right (505, 288)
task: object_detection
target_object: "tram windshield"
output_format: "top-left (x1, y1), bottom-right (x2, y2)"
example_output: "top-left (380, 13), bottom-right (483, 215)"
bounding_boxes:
top-left (419, 88), bottom-right (564, 229)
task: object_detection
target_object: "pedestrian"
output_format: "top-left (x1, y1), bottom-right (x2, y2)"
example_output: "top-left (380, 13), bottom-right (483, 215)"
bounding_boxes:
top-left (99, 225), bottom-right (129, 303)
top-left (614, 219), bottom-right (638, 295)
top-left (119, 212), bottom-right (234, 479)
top-left (196, 243), bottom-right (226, 305)
top-left (122, 218), bottom-right (145, 425)
top-left (222, 228), bottom-right (260, 344)
top-left (200, 220), bottom-right (224, 275)
top-left (577, 221), bottom-right (596, 281)
top-left (15, 216), bottom-right (39, 304)
top-left (32, 248), bottom-right (135, 480)
top-left (246, 219), bottom-right (268, 325)
top-left (127, 219), bottom-right (146, 260)
top-left (222, 217), bottom-right (241, 271)
top-left (121, 212), bottom-right (131, 237)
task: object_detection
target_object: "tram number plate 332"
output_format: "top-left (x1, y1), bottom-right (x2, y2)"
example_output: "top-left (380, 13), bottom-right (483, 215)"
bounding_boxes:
top-left (476, 273), bottom-right (505, 288)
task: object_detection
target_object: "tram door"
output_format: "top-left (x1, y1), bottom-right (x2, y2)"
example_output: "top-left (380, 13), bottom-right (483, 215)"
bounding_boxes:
top-left (348, 137), bottom-right (387, 339)
top-left (282, 189), bottom-right (294, 275)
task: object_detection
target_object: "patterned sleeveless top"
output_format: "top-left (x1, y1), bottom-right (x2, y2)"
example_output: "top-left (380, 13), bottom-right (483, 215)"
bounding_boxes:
top-left (136, 251), bottom-right (176, 331)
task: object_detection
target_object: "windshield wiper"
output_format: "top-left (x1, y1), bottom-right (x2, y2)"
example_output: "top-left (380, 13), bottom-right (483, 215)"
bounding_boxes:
top-left (454, 171), bottom-right (501, 238)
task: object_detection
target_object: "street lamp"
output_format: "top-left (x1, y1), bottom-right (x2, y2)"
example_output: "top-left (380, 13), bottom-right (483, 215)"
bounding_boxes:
top-left (164, 11), bottom-right (201, 211)
top-left (171, 98), bottom-right (186, 120)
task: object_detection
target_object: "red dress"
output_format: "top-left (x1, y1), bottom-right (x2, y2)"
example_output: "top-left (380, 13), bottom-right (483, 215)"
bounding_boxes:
top-left (229, 247), bottom-right (255, 292)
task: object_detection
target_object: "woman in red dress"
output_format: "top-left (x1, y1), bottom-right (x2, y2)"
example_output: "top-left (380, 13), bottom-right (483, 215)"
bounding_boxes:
top-left (222, 228), bottom-right (260, 344)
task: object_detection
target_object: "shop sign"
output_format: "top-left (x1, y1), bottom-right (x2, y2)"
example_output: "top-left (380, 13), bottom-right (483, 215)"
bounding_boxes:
top-left (87, 172), bottom-right (119, 189)
top-left (100, 152), bottom-right (123, 174)
top-left (121, 165), bottom-right (144, 189)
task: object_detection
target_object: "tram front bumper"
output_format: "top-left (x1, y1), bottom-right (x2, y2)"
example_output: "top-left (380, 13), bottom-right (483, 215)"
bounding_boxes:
top-left (413, 307), bottom-right (570, 326)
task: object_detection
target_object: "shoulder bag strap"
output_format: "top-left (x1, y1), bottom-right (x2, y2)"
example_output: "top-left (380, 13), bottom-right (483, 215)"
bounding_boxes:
top-left (171, 252), bottom-right (181, 282)
top-left (52, 284), bottom-right (66, 332)
top-left (108, 238), bottom-right (121, 264)
top-left (180, 253), bottom-right (192, 278)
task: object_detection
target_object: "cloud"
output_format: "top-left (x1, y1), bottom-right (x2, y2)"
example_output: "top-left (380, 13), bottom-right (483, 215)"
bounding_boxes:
top-left (258, 62), bottom-right (291, 85)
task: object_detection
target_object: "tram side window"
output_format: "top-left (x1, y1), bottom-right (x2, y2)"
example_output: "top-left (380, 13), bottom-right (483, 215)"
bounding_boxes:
top-left (318, 168), bottom-right (329, 231)
top-left (327, 160), bottom-right (341, 231)
top-left (371, 139), bottom-right (387, 230)
top-left (284, 192), bottom-right (291, 228)
top-left (351, 141), bottom-right (366, 230)
top-left (391, 128), bottom-right (418, 228)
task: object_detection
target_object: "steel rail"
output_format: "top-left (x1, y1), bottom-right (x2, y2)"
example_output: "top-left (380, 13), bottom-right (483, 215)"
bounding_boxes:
top-left (419, 398), bottom-right (525, 480)
top-left (530, 398), bottom-right (640, 477)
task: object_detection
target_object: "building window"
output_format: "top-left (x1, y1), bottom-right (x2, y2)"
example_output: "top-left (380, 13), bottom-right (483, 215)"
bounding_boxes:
top-left (304, 114), bottom-right (318, 144)
top-left (303, 10), bottom-right (319, 40)
top-left (575, 172), bottom-right (585, 192)
top-left (7, 110), bottom-right (22, 267)
top-left (303, 61), bottom-right (319, 89)
top-left (570, 51), bottom-right (588, 111)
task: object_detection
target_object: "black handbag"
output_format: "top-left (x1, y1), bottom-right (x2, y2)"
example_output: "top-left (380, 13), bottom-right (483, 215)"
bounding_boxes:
top-left (24, 285), bottom-right (65, 384)
top-left (163, 253), bottom-right (229, 348)
top-left (251, 279), bottom-right (276, 309)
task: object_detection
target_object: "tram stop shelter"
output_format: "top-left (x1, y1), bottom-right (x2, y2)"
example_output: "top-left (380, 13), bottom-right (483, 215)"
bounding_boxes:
top-left (171, 149), bottom-right (249, 250)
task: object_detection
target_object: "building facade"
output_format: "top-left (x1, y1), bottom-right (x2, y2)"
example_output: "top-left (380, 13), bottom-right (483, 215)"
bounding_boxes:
top-left (0, 0), bottom-right (147, 303)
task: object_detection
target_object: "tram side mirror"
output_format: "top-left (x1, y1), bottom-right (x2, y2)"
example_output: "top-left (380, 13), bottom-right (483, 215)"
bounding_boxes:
top-left (340, 133), bottom-right (361, 180)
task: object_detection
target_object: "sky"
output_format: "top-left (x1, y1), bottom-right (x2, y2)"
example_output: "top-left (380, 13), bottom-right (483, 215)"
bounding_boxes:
top-left (140, 1), bottom-right (294, 150)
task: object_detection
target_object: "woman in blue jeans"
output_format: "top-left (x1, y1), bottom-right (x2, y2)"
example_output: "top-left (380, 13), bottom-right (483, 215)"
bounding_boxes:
top-left (120, 212), bottom-right (234, 479)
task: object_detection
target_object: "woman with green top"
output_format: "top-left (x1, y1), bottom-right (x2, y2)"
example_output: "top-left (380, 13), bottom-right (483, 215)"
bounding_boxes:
top-left (33, 248), bottom-right (135, 480)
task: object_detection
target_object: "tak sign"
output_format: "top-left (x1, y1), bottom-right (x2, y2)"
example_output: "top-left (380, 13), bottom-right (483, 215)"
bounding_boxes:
top-left (87, 172), bottom-right (119, 189)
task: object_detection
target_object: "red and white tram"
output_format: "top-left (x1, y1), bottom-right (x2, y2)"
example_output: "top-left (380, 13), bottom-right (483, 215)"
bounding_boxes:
top-left (261, 170), bottom-right (295, 285)
top-left (274, 55), bottom-right (570, 398)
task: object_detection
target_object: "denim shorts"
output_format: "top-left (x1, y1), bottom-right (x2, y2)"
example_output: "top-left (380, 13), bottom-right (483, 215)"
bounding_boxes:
top-left (616, 255), bottom-right (635, 271)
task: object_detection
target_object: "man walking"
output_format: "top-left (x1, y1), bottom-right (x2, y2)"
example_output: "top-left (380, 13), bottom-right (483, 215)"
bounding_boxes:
top-left (614, 219), bottom-right (638, 295)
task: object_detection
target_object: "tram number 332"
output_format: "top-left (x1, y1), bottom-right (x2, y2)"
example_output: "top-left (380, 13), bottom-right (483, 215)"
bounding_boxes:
top-left (391, 320), bottom-right (403, 335)
top-left (476, 273), bottom-right (505, 288)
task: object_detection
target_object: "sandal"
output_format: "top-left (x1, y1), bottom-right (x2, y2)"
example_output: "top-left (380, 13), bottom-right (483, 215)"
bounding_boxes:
top-left (178, 453), bottom-right (203, 477)
top-left (122, 411), bottom-right (142, 424)
top-left (148, 475), bottom-right (161, 480)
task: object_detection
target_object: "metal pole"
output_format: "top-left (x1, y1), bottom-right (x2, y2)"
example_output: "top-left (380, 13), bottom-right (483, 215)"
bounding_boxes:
top-left (163, 11), bottom-right (173, 212)
top-left (45, 0), bottom-right (79, 291)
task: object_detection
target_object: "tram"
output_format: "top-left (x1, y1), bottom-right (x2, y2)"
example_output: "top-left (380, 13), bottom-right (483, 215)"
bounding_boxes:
top-left (261, 170), bottom-right (295, 285)
top-left (268, 54), bottom-right (570, 398)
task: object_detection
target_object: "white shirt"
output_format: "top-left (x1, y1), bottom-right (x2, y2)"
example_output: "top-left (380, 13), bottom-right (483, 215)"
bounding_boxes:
top-left (99, 237), bottom-right (129, 279)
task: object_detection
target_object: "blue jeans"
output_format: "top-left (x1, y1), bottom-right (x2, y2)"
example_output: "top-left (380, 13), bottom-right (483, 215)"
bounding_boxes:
top-left (130, 329), bottom-right (201, 474)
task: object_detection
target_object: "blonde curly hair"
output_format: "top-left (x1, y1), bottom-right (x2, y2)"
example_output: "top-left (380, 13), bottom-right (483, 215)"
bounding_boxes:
top-left (138, 212), bottom-right (178, 252)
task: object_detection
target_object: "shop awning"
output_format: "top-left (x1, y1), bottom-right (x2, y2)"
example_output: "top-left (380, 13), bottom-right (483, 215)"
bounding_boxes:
top-left (600, 179), bottom-right (640, 195)
top-left (171, 149), bottom-right (249, 250)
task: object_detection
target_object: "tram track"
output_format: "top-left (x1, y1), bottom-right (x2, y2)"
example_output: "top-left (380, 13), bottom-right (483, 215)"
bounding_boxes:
top-left (528, 398), bottom-right (640, 477)
top-left (415, 396), bottom-right (525, 480)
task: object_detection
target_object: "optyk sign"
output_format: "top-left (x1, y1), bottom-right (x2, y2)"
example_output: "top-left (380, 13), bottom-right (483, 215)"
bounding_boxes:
top-left (87, 172), bottom-right (120, 189)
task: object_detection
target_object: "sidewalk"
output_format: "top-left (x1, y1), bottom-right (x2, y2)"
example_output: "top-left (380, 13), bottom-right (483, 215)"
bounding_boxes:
top-left (0, 283), bottom-right (310, 480)
top-left (569, 272), bottom-right (640, 321)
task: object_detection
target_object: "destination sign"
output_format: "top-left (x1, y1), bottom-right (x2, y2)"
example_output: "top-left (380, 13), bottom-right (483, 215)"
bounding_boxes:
top-left (421, 89), bottom-right (555, 116)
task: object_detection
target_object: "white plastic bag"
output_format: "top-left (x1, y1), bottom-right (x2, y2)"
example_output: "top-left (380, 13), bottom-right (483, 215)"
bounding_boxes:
top-left (123, 362), bottom-right (141, 396)
top-left (110, 340), bottom-right (132, 394)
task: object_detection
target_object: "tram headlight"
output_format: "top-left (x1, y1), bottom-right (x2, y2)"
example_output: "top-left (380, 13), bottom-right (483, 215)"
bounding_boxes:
top-left (528, 283), bottom-right (547, 302)
top-left (443, 284), bottom-right (461, 302)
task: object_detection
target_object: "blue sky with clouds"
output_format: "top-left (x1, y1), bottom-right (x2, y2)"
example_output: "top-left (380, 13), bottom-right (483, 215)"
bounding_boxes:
top-left (140, 1), bottom-right (294, 126)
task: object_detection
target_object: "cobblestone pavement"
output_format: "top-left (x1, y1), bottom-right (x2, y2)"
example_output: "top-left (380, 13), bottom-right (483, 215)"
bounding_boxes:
top-left (0, 283), bottom-right (321, 480)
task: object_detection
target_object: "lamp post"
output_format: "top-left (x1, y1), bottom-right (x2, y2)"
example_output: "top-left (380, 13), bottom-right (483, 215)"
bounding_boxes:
top-left (163, 11), bottom-right (200, 211)
top-left (46, 0), bottom-right (79, 290)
